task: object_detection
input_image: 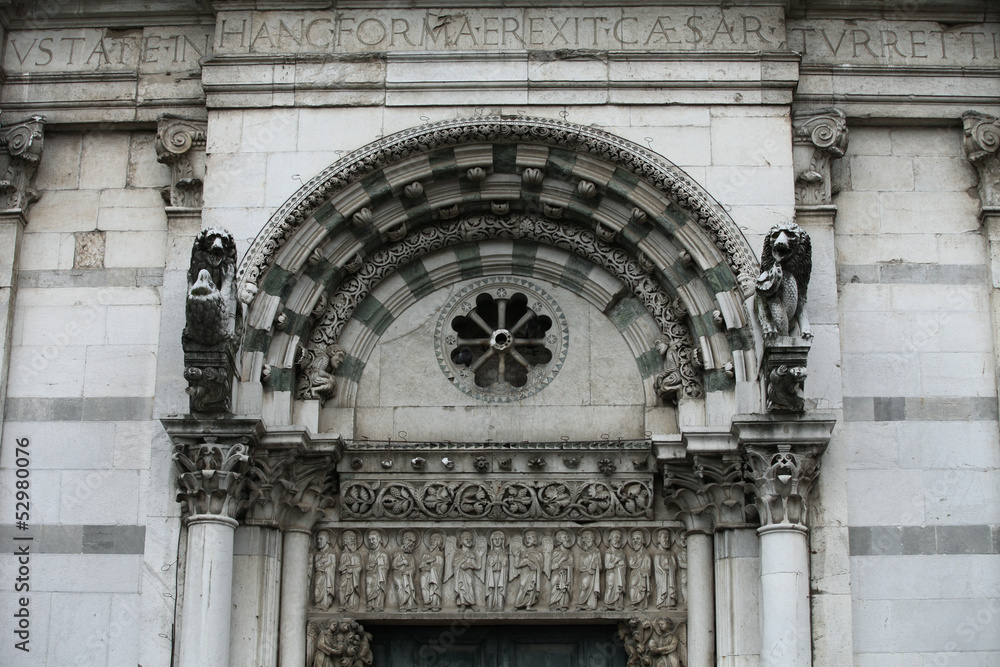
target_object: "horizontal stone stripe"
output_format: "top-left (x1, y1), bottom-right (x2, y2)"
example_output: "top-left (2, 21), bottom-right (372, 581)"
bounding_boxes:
top-left (844, 396), bottom-right (998, 422)
top-left (4, 397), bottom-right (154, 422)
top-left (838, 263), bottom-right (986, 285)
top-left (0, 524), bottom-right (146, 555)
top-left (850, 525), bottom-right (1000, 557)
top-left (19, 268), bottom-right (164, 288)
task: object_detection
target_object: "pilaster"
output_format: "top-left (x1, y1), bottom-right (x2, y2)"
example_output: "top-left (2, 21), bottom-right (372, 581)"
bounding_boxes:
top-left (0, 114), bottom-right (43, 454)
top-left (962, 112), bottom-right (1000, 414)
top-left (156, 114), bottom-right (207, 212)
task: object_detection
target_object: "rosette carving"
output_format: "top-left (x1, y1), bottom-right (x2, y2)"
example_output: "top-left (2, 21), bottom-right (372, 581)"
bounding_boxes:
top-left (963, 111), bottom-right (1000, 208)
top-left (339, 479), bottom-right (653, 521)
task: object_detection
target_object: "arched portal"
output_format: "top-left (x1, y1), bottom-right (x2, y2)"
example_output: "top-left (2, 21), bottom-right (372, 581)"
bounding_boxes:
top-left (237, 116), bottom-right (762, 431)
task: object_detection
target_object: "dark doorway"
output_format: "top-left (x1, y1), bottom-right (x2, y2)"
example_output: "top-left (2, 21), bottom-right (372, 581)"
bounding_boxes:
top-left (370, 624), bottom-right (627, 666)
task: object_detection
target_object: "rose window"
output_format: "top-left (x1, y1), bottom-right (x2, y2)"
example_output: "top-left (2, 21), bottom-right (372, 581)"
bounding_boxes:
top-left (435, 278), bottom-right (568, 402)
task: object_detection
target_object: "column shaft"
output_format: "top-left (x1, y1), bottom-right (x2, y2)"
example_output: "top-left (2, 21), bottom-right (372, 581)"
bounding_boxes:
top-left (278, 529), bottom-right (312, 667)
top-left (179, 516), bottom-right (239, 667)
top-left (229, 526), bottom-right (282, 667)
top-left (715, 528), bottom-right (761, 667)
top-left (758, 525), bottom-right (811, 667)
top-left (686, 531), bottom-right (716, 667)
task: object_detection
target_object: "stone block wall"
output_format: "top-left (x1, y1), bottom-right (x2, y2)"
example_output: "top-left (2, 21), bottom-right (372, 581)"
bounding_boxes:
top-left (0, 130), bottom-right (179, 667)
top-left (835, 126), bottom-right (1000, 663)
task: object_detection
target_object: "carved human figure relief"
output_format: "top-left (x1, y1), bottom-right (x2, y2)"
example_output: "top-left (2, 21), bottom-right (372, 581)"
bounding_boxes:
top-left (364, 530), bottom-right (390, 612)
top-left (548, 529), bottom-right (574, 611)
top-left (311, 619), bottom-right (374, 667)
top-left (603, 529), bottom-right (627, 610)
top-left (392, 530), bottom-right (419, 612)
top-left (672, 532), bottom-right (688, 606)
top-left (511, 529), bottom-right (545, 611)
top-left (576, 529), bottom-right (601, 611)
top-left (485, 530), bottom-right (509, 611)
top-left (450, 529), bottom-right (483, 611)
top-left (626, 529), bottom-right (651, 609)
top-left (313, 531), bottom-right (337, 611)
top-left (652, 529), bottom-right (677, 610)
top-left (338, 530), bottom-right (363, 611)
top-left (419, 531), bottom-right (444, 611)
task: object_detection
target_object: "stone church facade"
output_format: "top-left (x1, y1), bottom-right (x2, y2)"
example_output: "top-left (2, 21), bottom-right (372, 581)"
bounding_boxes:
top-left (0, 0), bottom-right (997, 665)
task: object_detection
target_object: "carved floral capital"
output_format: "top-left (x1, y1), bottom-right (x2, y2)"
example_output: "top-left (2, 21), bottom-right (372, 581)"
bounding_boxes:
top-left (792, 108), bottom-right (848, 207)
top-left (173, 438), bottom-right (251, 519)
top-left (663, 455), bottom-right (752, 531)
top-left (962, 110), bottom-right (1000, 208)
top-left (247, 453), bottom-right (338, 530)
top-left (742, 444), bottom-right (821, 528)
top-left (0, 114), bottom-right (45, 211)
top-left (156, 114), bottom-right (207, 209)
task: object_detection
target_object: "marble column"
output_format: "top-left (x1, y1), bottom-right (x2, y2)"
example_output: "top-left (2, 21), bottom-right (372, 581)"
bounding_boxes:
top-left (733, 415), bottom-right (835, 667)
top-left (163, 418), bottom-right (264, 667)
top-left (0, 115), bottom-right (44, 449)
top-left (685, 528), bottom-right (715, 667)
top-left (714, 528), bottom-right (760, 667)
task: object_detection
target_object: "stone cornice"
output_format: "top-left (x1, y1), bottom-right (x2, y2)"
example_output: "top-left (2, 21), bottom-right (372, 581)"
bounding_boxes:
top-left (963, 110), bottom-right (1000, 209)
top-left (0, 113), bottom-right (44, 213)
top-left (792, 108), bottom-right (848, 208)
top-left (156, 113), bottom-right (207, 210)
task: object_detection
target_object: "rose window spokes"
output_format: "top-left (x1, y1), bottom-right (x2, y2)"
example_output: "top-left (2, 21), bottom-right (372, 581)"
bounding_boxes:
top-left (436, 278), bottom-right (569, 402)
top-left (450, 291), bottom-right (553, 390)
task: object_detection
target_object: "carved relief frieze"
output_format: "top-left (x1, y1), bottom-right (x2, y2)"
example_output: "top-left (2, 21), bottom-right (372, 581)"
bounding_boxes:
top-left (792, 108), bottom-right (848, 207)
top-left (619, 617), bottom-right (688, 667)
top-left (962, 110), bottom-right (1000, 209)
top-left (0, 114), bottom-right (45, 211)
top-left (339, 478), bottom-right (653, 521)
top-left (306, 619), bottom-right (373, 667)
top-left (155, 113), bottom-right (207, 209)
top-left (307, 525), bottom-right (688, 619)
top-left (302, 214), bottom-right (703, 400)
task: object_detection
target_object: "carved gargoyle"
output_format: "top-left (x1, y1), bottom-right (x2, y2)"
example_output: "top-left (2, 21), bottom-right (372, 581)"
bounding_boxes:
top-left (756, 222), bottom-right (812, 341)
top-left (182, 228), bottom-right (240, 413)
top-left (766, 364), bottom-right (807, 412)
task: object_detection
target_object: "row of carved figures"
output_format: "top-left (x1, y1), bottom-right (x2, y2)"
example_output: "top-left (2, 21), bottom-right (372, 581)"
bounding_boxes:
top-left (312, 526), bottom-right (687, 614)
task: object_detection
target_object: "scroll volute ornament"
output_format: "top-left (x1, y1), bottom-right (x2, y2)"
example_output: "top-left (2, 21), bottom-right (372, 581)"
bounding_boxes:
top-left (962, 111), bottom-right (1000, 208)
top-left (155, 114), bottom-right (207, 208)
top-left (792, 108), bottom-right (848, 207)
top-left (0, 114), bottom-right (45, 211)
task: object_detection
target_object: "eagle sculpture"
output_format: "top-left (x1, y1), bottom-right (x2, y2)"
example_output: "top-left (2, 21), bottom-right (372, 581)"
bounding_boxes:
top-left (183, 228), bottom-right (239, 349)
top-left (755, 222), bottom-right (812, 341)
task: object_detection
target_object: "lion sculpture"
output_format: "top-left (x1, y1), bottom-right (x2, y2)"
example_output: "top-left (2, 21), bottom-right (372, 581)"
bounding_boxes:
top-left (183, 228), bottom-right (239, 349)
top-left (756, 222), bottom-right (812, 341)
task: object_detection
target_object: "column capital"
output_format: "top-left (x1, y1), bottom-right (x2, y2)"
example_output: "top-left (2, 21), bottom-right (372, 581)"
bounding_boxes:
top-left (156, 113), bottom-right (207, 210)
top-left (792, 108), bottom-right (848, 208)
top-left (0, 114), bottom-right (46, 213)
top-left (162, 416), bottom-right (265, 520)
top-left (663, 454), bottom-right (752, 531)
top-left (962, 110), bottom-right (1000, 209)
top-left (732, 413), bottom-right (834, 529)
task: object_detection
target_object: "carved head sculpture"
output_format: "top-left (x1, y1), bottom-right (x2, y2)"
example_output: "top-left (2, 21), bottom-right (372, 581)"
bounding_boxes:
top-left (459, 530), bottom-right (475, 548)
top-left (655, 529), bottom-right (671, 549)
top-left (655, 618), bottom-right (674, 634)
top-left (342, 530), bottom-right (359, 551)
top-left (489, 530), bottom-right (506, 548)
top-left (555, 530), bottom-right (573, 549)
top-left (188, 228), bottom-right (237, 294)
top-left (674, 532), bottom-right (687, 548)
top-left (316, 532), bottom-right (329, 550)
top-left (629, 529), bottom-right (645, 551)
top-left (580, 529), bottom-right (596, 551)
top-left (427, 532), bottom-right (444, 550)
top-left (401, 531), bottom-right (418, 553)
top-left (523, 530), bottom-right (539, 548)
top-left (366, 530), bottom-right (382, 550)
top-left (608, 529), bottom-right (624, 549)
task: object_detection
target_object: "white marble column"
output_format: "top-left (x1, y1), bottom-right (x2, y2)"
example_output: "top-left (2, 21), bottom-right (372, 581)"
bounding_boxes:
top-left (179, 515), bottom-right (240, 667)
top-left (757, 524), bottom-right (812, 666)
top-left (278, 528), bottom-right (312, 667)
top-left (229, 525), bottom-right (282, 667)
top-left (686, 529), bottom-right (716, 667)
top-left (715, 528), bottom-right (761, 667)
top-left (733, 416), bottom-right (834, 667)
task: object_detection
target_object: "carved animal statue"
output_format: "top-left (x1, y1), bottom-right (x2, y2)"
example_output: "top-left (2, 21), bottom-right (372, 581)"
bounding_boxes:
top-left (767, 364), bottom-right (807, 412)
top-left (755, 222), bottom-right (812, 340)
top-left (183, 228), bottom-right (239, 349)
